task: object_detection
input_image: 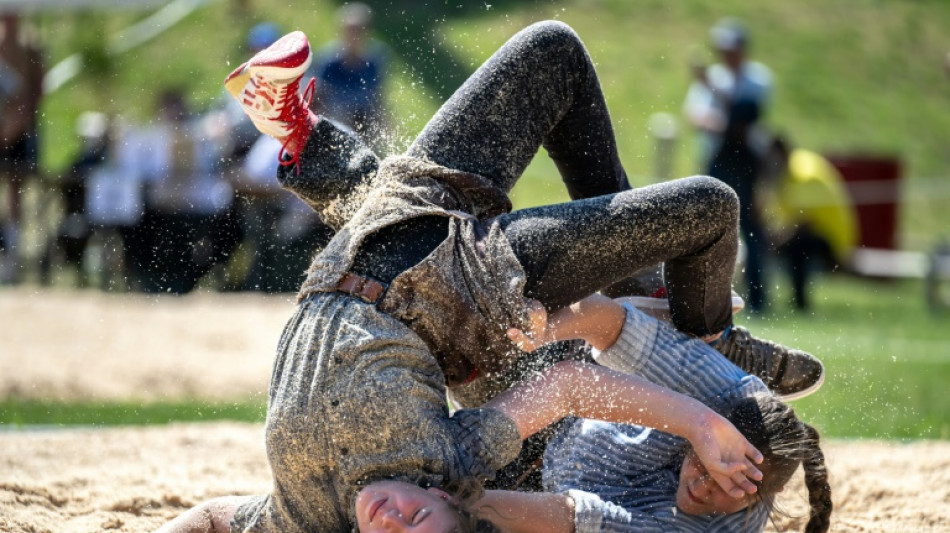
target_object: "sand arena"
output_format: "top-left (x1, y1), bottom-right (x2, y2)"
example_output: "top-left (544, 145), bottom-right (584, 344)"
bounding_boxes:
top-left (1, 289), bottom-right (947, 532)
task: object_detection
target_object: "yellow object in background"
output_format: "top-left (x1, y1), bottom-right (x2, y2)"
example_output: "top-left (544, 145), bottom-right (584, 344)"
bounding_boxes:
top-left (770, 149), bottom-right (859, 263)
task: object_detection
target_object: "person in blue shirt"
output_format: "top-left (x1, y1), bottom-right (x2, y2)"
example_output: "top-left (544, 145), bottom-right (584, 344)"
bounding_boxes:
top-left (308, 2), bottom-right (389, 146)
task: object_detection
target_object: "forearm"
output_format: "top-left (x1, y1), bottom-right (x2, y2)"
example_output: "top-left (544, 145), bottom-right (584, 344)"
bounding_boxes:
top-left (545, 294), bottom-right (626, 351)
top-left (476, 490), bottom-right (575, 533)
top-left (153, 496), bottom-right (246, 533)
top-left (485, 359), bottom-right (763, 498)
top-left (486, 360), bottom-right (712, 443)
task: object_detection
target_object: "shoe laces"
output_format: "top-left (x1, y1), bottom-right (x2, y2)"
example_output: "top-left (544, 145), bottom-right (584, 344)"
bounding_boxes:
top-left (277, 76), bottom-right (316, 173)
top-left (717, 326), bottom-right (782, 381)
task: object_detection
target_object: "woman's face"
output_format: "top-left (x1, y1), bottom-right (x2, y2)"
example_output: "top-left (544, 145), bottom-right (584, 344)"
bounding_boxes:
top-left (676, 450), bottom-right (754, 516)
top-left (355, 480), bottom-right (461, 533)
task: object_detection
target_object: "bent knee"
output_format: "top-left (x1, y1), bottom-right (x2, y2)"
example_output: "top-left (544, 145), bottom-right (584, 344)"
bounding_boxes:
top-left (688, 175), bottom-right (739, 218)
top-left (519, 20), bottom-right (584, 54)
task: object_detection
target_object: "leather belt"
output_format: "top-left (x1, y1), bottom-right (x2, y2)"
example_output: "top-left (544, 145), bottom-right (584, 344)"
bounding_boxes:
top-left (335, 272), bottom-right (388, 303)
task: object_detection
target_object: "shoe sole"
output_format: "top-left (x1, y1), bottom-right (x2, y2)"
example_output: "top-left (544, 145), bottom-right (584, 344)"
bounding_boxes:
top-left (773, 364), bottom-right (826, 402)
top-left (223, 31), bottom-right (312, 98)
top-left (250, 30), bottom-right (311, 70)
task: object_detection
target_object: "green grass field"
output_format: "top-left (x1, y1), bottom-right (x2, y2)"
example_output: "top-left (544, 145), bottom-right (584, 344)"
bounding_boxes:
top-left (6, 1), bottom-right (950, 439)
top-left (739, 276), bottom-right (950, 440)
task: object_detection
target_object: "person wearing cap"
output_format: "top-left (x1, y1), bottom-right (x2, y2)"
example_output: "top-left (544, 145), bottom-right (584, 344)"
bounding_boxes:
top-left (307, 2), bottom-right (390, 148)
top-left (0, 13), bottom-right (44, 285)
top-left (683, 18), bottom-right (774, 312)
top-left (683, 18), bottom-right (773, 172)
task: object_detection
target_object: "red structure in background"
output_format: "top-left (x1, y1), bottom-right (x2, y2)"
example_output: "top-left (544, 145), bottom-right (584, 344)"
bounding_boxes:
top-left (825, 155), bottom-right (903, 250)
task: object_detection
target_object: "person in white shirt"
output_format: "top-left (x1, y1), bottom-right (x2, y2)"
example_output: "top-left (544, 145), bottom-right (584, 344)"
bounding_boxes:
top-left (683, 18), bottom-right (773, 172)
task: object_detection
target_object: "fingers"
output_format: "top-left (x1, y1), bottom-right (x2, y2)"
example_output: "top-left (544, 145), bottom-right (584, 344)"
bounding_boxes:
top-left (506, 327), bottom-right (539, 351)
top-left (742, 452), bottom-right (763, 481)
top-left (710, 466), bottom-right (758, 499)
top-left (710, 459), bottom-right (762, 498)
top-left (709, 471), bottom-right (744, 499)
top-left (729, 469), bottom-right (759, 497)
top-left (507, 299), bottom-right (551, 352)
top-left (747, 443), bottom-right (764, 466)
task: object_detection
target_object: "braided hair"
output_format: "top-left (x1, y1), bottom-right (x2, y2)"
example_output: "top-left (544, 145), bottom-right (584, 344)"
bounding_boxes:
top-left (726, 394), bottom-right (833, 533)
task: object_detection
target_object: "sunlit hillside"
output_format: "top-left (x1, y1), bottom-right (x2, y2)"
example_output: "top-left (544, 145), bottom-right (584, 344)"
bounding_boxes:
top-left (29, 0), bottom-right (950, 249)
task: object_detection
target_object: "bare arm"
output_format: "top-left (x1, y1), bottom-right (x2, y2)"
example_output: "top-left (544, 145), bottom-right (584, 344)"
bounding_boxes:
top-left (506, 294), bottom-right (625, 351)
top-left (153, 496), bottom-right (247, 533)
top-left (484, 359), bottom-right (760, 497)
top-left (475, 490), bottom-right (575, 533)
top-left (495, 296), bottom-right (763, 498)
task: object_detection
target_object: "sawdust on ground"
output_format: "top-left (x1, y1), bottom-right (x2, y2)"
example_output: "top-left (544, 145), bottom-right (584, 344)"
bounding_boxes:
top-left (1, 289), bottom-right (947, 532)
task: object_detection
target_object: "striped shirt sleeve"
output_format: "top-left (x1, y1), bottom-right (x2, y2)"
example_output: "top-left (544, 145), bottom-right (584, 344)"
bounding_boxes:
top-left (592, 302), bottom-right (768, 411)
top-left (569, 485), bottom-right (771, 533)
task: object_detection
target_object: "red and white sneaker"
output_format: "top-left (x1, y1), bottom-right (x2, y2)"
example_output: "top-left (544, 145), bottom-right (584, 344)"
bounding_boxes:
top-left (224, 30), bottom-right (315, 165)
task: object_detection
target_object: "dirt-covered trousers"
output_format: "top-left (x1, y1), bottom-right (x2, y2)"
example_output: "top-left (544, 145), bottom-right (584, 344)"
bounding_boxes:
top-left (406, 20), bottom-right (738, 336)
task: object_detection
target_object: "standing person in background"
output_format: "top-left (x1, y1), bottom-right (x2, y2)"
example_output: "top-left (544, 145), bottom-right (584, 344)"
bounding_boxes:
top-left (0, 13), bottom-right (44, 284)
top-left (764, 135), bottom-right (859, 311)
top-left (235, 133), bottom-right (334, 292)
top-left (709, 98), bottom-right (769, 313)
top-left (308, 2), bottom-right (390, 148)
top-left (683, 17), bottom-right (772, 172)
top-left (684, 18), bottom-right (773, 312)
top-left (82, 115), bottom-right (150, 291)
top-left (206, 21), bottom-right (288, 291)
top-left (136, 89), bottom-right (236, 294)
top-left (39, 112), bottom-right (110, 287)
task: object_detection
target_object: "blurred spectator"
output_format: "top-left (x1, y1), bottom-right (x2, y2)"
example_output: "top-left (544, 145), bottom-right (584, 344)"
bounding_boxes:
top-left (763, 135), bottom-right (859, 310)
top-left (84, 115), bottom-right (150, 290)
top-left (687, 18), bottom-right (773, 313)
top-left (307, 2), bottom-right (390, 147)
top-left (0, 54), bottom-right (18, 106)
top-left (209, 21), bottom-right (328, 291)
top-left (235, 134), bottom-right (334, 292)
top-left (0, 13), bottom-right (44, 284)
top-left (38, 112), bottom-right (109, 286)
top-left (683, 17), bottom-right (772, 172)
top-left (709, 98), bottom-right (769, 312)
top-left (41, 112), bottom-right (150, 290)
top-left (134, 89), bottom-right (237, 294)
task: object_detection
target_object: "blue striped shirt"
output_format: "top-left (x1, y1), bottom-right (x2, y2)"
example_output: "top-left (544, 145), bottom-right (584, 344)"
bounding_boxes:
top-left (543, 303), bottom-right (771, 532)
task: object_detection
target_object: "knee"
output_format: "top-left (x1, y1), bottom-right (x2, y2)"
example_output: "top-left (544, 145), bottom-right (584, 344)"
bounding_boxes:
top-left (519, 20), bottom-right (585, 56)
top-left (526, 20), bottom-right (581, 41)
top-left (690, 175), bottom-right (739, 221)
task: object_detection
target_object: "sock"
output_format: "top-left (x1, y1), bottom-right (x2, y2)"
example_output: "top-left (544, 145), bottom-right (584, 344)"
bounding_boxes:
top-left (707, 324), bottom-right (733, 347)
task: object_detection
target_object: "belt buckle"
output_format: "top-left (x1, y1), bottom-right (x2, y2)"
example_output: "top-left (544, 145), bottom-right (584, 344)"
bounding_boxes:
top-left (339, 272), bottom-right (385, 304)
top-left (355, 277), bottom-right (375, 303)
